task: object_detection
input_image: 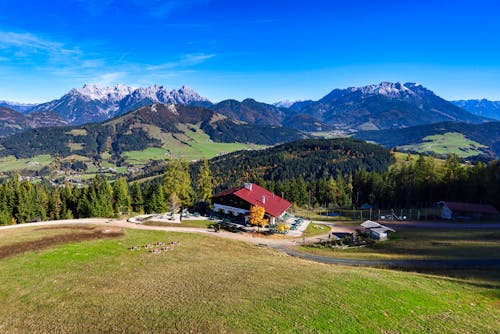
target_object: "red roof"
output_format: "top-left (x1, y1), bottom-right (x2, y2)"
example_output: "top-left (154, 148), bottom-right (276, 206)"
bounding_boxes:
top-left (442, 202), bottom-right (499, 215)
top-left (214, 183), bottom-right (291, 217)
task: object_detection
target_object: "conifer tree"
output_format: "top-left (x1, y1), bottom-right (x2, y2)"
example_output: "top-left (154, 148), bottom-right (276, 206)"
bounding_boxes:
top-left (131, 182), bottom-right (144, 213)
top-left (113, 177), bottom-right (131, 214)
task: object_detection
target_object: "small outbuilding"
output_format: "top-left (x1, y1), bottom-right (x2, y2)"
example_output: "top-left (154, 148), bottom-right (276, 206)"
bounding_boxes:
top-left (437, 201), bottom-right (499, 220)
top-left (360, 220), bottom-right (395, 241)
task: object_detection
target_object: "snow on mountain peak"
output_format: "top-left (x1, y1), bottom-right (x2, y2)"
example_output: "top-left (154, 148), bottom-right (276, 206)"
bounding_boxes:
top-left (349, 82), bottom-right (417, 98)
top-left (274, 100), bottom-right (302, 108)
top-left (71, 83), bottom-right (210, 105)
top-left (75, 83), bottom-right (135, 101)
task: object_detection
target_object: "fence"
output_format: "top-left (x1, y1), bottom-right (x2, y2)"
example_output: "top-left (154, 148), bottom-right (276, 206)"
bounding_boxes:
top-left (299, 207), bottom-right (441, 222)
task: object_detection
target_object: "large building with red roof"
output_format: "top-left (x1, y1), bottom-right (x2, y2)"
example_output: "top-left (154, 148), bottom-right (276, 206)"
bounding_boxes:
top-left (213, 183), bottom-right (291, 224)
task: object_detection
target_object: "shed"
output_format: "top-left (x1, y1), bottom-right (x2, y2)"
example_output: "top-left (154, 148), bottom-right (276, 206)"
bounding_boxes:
top-left (360, 220), bottom-right (395, 241)
top-left (369, 226), bottom-right (395, 241)
top-left (360, 220), bottom-right (381, 229)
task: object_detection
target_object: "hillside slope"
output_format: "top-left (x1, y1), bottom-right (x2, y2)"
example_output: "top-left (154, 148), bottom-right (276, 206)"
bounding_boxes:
top-left (192, 138), bottom-right (393, 191)
top-left (0, 103), bottom-right (305, 160)
top-left (0, 107), bottom-right (68, 137)
top-left (354, 122), bottom-right (500, 159)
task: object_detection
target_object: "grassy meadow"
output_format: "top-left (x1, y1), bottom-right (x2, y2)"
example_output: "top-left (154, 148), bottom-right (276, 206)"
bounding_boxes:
top-left (300, 228), bottom-right (500, 286)
top-left (399, 132), bottom-right (487, 158)
top-left (301, 229), bottom-right (500, 261)
top-left (123, 125), bottom-right (266, 164)
top-left (0, 225), bottom-right (499, 333)
top-left (0, 154), bottom-right (53, 172)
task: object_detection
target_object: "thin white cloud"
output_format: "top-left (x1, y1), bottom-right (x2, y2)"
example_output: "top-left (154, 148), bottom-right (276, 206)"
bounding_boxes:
top-left (146, 53), bottom-right (215, 71)
top-left (0, 31), bottom-right (79, 56)
top-left (0, 29), bottom-right (214, 89)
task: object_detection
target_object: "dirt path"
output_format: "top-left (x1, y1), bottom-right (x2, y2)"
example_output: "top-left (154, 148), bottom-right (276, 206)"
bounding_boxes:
top-left (2, 219), bottom-right (500, 269)
top-left (0, 219), bottom-right (332, 249)
top-left (282, 248), bottom-right (500, 269)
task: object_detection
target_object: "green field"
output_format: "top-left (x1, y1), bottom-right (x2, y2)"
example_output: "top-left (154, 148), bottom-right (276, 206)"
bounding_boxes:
top-left (122, 125), bottom-right (266, 163)
top-left (399, 132), bottom-right (487, 158)
top-left (391, 151), bottom-right (446, 169)
top-left (0, 225), bottom-right (498, 333)
top-left (0, 154), bottom-right (53, 171)
top-left (301, 222), bottom-right (332, 237)
top-left (122, 147), bottom-right (170, 163)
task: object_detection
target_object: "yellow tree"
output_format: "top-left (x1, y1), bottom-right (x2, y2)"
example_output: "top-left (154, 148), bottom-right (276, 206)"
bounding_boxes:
top-left (249, 205), bottom-right (269, 229)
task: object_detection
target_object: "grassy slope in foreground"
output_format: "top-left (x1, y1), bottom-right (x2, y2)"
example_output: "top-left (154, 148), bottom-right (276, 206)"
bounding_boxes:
top-left (0, 226), bottom-right (498, 334)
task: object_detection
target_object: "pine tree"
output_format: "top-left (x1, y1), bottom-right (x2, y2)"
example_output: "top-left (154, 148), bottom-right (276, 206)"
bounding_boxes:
top-left (113, 177), bottom-right (131, 215)
top-left (150, 186), bottom-right (167, 213)
top-left (49, 188), bottom-right (62, 220)
top-left (131, 182), bottom-right (144, 213)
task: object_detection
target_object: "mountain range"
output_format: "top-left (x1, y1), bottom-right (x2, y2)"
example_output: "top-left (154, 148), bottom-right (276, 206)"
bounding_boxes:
top-left (1, 82), bottom-right (491, 136)
top-left (285, 82), bottom-right (486, 131)
top-left (452, 99), bottom-right (500, 120)
top-left (0, 103), bottom-right (305, 160)
top-left (0, 100), bottom-right (37, 113)
top-left (28, 84), bottom-right (211, 125)
top-left (0, 82), bottom-right (496, 162)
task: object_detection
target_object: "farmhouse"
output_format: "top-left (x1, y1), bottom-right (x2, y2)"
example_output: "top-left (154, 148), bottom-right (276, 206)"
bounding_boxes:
top-left (437, 201), bottom-right (499, 220)
top-left (213, 183), bottom-right (291, 224)
top-left (360, 220), bottom-right (395, 241)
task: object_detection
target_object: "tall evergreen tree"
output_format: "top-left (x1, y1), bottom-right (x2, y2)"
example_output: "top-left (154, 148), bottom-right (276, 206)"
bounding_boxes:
top-left (130, 182), bottom-right (144, 213)
top-left (113, 177), bottom-right (131, 214)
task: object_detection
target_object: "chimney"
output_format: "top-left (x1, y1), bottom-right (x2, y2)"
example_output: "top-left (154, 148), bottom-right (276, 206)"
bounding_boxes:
top-left (244, 183), bottom-right (252, 191)
top-left (262, 195), bottom-right (266, 204)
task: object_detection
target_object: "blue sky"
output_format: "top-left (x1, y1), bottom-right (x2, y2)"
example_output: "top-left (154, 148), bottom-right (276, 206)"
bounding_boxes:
top-left (0, 0), bottom-right (499, 103)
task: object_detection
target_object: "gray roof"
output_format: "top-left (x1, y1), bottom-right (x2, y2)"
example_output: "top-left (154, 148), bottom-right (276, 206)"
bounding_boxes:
top-left (360, 220), bottom-right (381, 228)
top-left (370, 226), bottom-right (396, 234)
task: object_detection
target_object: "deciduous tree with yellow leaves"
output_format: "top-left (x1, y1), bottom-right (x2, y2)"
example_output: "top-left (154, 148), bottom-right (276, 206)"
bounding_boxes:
top-left (249, 205), bottom-right (269, 229)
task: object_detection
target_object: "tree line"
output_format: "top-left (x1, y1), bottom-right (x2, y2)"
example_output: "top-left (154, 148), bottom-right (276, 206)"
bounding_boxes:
top-left (1, 153), bottom-right (499, 226)
top-left (0, 159), bottom-right (212, 225)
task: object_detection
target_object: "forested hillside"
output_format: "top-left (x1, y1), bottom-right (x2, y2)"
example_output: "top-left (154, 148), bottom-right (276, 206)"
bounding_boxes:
top-left (193, 138), bottom-right (393, 190)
